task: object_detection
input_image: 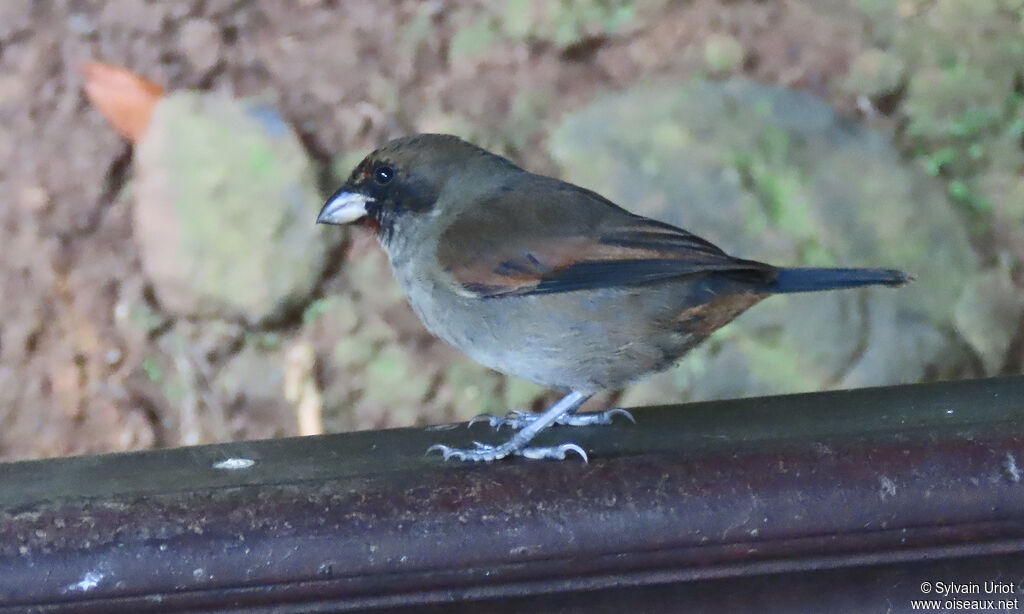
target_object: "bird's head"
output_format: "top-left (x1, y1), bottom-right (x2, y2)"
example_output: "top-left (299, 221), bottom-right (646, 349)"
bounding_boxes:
top-left (316, 133), bottom-right (521, 241)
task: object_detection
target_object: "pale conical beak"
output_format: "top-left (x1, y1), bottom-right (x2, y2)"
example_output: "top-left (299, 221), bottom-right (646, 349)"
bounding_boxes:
top-left (316, 191), bottom-right (374, 225)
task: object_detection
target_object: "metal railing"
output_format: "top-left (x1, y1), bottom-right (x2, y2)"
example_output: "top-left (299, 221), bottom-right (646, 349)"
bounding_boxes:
top-left (1, 376), bottom-right (1023, 612)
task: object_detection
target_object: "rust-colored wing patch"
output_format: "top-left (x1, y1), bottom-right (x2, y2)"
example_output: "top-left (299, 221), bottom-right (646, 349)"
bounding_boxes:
top-left (676, 292), bottom-right (767, 338)
top-left (442, 227), bottom-right (774, 299)
top-left (436, 183), bottom-right (776, 298)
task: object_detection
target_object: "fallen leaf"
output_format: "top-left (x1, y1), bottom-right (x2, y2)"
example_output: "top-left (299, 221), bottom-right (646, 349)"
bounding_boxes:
top-left (81, 61), bottom-right (164, 143)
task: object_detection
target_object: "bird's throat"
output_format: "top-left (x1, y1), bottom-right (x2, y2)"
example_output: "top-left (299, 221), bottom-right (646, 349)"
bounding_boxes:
top-left (361, 217), bottom-right (382, 235)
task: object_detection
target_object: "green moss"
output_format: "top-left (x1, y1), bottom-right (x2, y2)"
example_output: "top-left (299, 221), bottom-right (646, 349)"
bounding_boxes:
top-left (302, 295), bottom-right (359, 332)
top-left (734, 125), bottom-right (830, 263)
top-left (858, 0), bottom-right (1024, 232)
top-left (740, 334), bottom-right (824, 392)
top-left (302, 298), bottom-right (331, 326)
top-left (363, 347), bottom-right (433, 407)
top-left (500, 0), bottom-right (533, 39)
top-left (546, 0), bottom-right (636, 47)
top-left (449, 18), bottom-right (499, 63)
top-left (503, 378), bottom-right (548, 409)
top-left (505, 90), bottom-right (551, 151)
top-left (443, 361), bottom-right (504, 418)
top-left (954, 263), bottom-right (1024, 374)
top-left (142, 356), bottom-right (163, 383)
top-left (844, 48), bottom-right (906, 97)
top-left (671, 348), bottom-right (709, 388)
top-left (163, 380), bottom-right (186, 404)
top-left (128, 301), bottom-right (166, 336)
top-left (905, 64), bottom-right (1005, 142)
top-left (332, 150), bottom-right (370, 183)
top-left (550, 77), bottom-right (976, 396)
top-left (704, 34), bottom-right (746, 74)
top-left (332, 336), bottom-right (377, 369)
top-left (139, 93), bottom-right (331, 323)
top-left (922, 147), bottom-right (959, 176)
top-left (463, 0), bottom-right (642, 49)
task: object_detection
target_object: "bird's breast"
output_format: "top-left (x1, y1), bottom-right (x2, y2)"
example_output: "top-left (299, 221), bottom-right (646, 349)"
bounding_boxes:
top-left (387, 252), bottom-right (715, 392)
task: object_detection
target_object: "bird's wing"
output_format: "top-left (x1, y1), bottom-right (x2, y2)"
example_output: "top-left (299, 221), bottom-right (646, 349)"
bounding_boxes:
top-left (436, 184), bottom-right (775, 298)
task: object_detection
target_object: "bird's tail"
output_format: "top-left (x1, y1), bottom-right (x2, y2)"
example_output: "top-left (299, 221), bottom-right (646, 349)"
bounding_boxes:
top-left (768, 267), bottom-right (913, 294)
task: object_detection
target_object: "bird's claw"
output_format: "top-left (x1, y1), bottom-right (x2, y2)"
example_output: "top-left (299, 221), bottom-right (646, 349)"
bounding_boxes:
top-left (467, 413), bottom-right (507, 429)
top-left (426, 441), bottom-right (588, 463)
top-left (426, 441), bottom-right (505, 462)
top-left (467, 409), bottom-right (536, 430)
top-left (468, 407), bottom-right (636, 430)
top-left (596, 408), bottom-right (637, 425)
top-left (426, 443), bottom-right (458, 460)
top-left (519, 443), bottom-right (589, 462)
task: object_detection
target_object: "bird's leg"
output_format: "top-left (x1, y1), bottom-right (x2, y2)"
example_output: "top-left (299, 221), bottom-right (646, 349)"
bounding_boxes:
top-left (470, 404), bottom-right (635, 431)
top-left (428, 391), bottom-right (592, 462)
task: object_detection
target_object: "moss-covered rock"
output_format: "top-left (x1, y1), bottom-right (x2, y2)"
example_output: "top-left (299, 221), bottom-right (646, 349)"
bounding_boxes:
top-left (497, 0), bottom-right (639, 47)
top-left (954, 263), bottom-right (1024, 375)
top-left (704, 34), bottom-right (746, 75)
top-left (860, 0), bottom-right (1024, 218)
top-left (550, 78), bottom-right (979, 403)
top-left (844, 48), bottom-right (906, 98)
top-left (134, 92), bottom-right (338, 325)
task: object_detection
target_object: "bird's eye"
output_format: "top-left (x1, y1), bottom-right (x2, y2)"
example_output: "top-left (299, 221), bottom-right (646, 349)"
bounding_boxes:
top-left (374, 165), bottom-right (395, 185)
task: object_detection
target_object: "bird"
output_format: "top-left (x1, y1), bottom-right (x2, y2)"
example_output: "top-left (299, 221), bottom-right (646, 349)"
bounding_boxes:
top-left (316, 133), bottom-right (911, 462)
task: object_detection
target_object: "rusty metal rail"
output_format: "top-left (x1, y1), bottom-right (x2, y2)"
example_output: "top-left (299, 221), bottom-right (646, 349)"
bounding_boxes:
top-left (1, 377), bottom-right (1024, 612)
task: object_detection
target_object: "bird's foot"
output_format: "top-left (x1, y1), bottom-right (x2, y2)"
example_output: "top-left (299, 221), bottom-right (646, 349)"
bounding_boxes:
top-left (426, 440), bottom-right (588, 463)
top-left (468, 407), bottom-right (635, 430)
top-left (433, 391), bottom-right (593, 462)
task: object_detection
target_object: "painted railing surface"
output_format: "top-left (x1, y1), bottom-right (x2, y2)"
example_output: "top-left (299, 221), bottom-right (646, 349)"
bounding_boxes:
top-left (1, 377), bottom-right (1023, 613)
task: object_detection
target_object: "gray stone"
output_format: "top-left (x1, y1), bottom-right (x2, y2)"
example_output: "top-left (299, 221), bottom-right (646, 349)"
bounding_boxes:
top-left (549, 78), bottom-right (979, 403)
top-left (844, 48), bottom-right (906, 98)
top-left (178, 19), bottom-right (223, 76)
top-left (134, 92), bottom-right (338, 325)
top-left (954, 265), bottom-right (1024, 375)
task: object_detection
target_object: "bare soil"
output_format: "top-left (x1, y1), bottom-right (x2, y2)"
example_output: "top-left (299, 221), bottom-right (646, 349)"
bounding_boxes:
top-left (0, 0), bottom-right (896, 460)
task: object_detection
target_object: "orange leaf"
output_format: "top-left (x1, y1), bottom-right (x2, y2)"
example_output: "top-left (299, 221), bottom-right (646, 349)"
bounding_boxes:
top-left (80, 61), bottom-right (164, 144)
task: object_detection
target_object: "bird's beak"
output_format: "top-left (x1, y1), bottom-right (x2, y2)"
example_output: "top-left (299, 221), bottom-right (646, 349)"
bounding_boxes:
top-left (316, 190), bottom-right (373, 225)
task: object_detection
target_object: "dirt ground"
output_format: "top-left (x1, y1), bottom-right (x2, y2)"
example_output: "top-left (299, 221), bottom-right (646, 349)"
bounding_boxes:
top-left (0, 0), bottom-right (1015, 461)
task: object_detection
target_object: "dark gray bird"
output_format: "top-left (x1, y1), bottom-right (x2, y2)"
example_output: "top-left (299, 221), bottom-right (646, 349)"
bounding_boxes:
top-left (317, 134), bottom-right (911, 462)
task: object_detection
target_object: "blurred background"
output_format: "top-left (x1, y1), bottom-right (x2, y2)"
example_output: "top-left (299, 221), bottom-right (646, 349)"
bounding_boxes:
top-left (1, 0), bottom-right (1022, 461)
